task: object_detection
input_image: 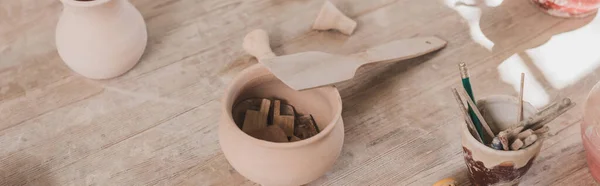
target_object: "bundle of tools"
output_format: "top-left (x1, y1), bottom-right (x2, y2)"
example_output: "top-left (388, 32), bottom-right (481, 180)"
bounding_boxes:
top-left (452, 63), bottom-right (575, 151)
top-left (491, 98), bottom-right (575, 150)
top-left (232, 98), bottom-right (320, 143)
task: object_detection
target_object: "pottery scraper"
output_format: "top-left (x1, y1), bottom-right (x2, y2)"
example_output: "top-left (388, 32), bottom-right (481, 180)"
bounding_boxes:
top-left (243, 29), bottom-right (447, 91)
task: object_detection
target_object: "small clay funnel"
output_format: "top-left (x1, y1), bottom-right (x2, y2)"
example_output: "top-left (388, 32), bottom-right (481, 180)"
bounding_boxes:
top-left (242, 29), bottom-right (276, 60)
top-left (312, 0), bottom-right (357, 35)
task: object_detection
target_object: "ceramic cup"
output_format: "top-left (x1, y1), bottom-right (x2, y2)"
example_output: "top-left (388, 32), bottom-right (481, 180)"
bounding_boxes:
top-left (219, 64), bottom-right (344, 185)
top-left (461, 95), bottom-right (542, 186)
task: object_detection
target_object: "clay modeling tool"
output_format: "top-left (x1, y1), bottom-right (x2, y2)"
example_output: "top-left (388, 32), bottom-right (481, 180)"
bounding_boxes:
top-left (243, 29), bottom-right (447, 90)
top-left (458, 88), bottom-right (495, 141)
top-left (312, 0), bottom-right (357, 35)
top-left (452, 88), bottom-right (483, 143)
top-left (500, 98), bottom-right (574, 137)
top-left (459, 63), bottom-right (485, 142)
top-left (294, 115), bottom-right (320, 139)
top-left (517, 129), bottom-right (534, 140)
top-left (518, 73), bottom-right (525, 122)
top-left (533, 126), bottom-right (550, 134)
top-left (273, 100), bottom-right (295, 137)
top-left (510, 138), bottom-right (524, 150)
top-left (232, 98), bottom-right (263, 128)
top-left (522, 134), bottom-right (538, 149)
top-left (498, 131), bottom-right (510, 151)
top-left (248, 125), bottom-right (289, 143)
top-left (242, 99), bottom-right (271, 133)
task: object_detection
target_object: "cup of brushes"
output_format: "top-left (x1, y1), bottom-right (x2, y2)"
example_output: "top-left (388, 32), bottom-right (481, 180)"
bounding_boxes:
top-left (452, 64), bottom-right (575, 186)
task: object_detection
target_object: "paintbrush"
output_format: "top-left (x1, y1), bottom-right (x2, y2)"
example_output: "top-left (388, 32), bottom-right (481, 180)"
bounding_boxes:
top-left (452, 88), bottom-right (483, 143)
top-left (457, 88), bottom-right (495, 140)
top-left (459, 63), bottom-right (485, 142)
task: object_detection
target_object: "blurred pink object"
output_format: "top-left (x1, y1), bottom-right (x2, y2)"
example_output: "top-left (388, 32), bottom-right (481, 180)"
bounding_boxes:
top-left (531, 0), bottom-right (600, 18)
top-left (583, 81), bottom-right (600, 183)
top-left (56, 0), bottom-right (147, 79)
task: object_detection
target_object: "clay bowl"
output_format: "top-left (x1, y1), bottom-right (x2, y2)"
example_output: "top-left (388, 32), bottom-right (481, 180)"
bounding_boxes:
top-left (219, 64), bottom-right (344, 185)
top-left (461, 95), bottom-right (542, 186)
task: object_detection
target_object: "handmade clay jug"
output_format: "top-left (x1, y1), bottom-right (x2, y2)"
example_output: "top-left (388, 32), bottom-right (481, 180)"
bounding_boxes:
top-left (56, 0), bottom-right (147, 79)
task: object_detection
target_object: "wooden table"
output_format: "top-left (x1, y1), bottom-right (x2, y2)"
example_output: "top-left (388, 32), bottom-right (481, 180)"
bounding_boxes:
top-left (2, 0), bottom-right (600, 185)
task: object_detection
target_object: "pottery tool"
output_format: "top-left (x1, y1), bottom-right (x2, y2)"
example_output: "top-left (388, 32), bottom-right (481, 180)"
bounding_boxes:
top-left (518, 73), bottom-right (525, 122)
top-left (533, 126), bottom-right (550, 134)
top-left (452, 88), bottom-right (483, 143)
top-left (312, 0), bottom-right (357, 35)
top-left (248, 125), bottom-right (289, 143)
top-left (459, 62), bottom-right (485, 142)
top-left (522, 134), bottom-right (538, 149)
top-left (517, 129), bottom-right (534, 140)
top-left (242, 99), bottom-right (271, 133)
top-left (457, 88), bottom-right (495, 141)
top-left (290, 135), bottom-right (302, 142)
top-left (294, 115), bottom-right (320, 139)
top-left (510, 138), bottom-right (524, 150)
top-left (273, 100), bottom-right (295, 137)
top-left (501, 98), bottom-right (575, 135)
top-left (232, 98), bottom-right (263, 128)
top-left (243, 29), bottom-right (447, 90)
top-left (498, 131), bottom-right (510, 151)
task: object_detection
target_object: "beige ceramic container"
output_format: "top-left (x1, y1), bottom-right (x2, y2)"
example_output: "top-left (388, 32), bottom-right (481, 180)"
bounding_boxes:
top-left (56, 0), bottom-right (147, 79)
top-left (219, 64), bottom-right (344, 185)
top-left (461, 95), bottom-right (542, 186)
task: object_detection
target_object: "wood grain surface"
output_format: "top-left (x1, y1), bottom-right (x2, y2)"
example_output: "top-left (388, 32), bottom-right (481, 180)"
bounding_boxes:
top-left (1, 0), bottom-right (600, 185)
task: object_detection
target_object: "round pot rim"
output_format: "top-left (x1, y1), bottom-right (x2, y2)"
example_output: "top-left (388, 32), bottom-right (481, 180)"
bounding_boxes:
top-left (60, 0), bottom-right (112, 8)
top-left (462, 94), bottom-right (542, 156)
top-left (221, 64), bottom-right (343, 149)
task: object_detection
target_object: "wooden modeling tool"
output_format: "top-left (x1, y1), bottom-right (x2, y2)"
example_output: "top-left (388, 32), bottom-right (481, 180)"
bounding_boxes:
top-left (312, 0), bottom-right (357, 35)
top-left (294, 115), bottom-right (320, 139)
top-left (522, 134), bottom-right (538, 149)
top-left (273, 100), bottom-right (295, 137)
top-left (518, 73), bottom-right (525, 122)
top-left (511, 138), bottom-right (524, 150)
top-left (248, 125), bottom-right (289, 143)
top-left (243, 29), bottom-right (447, 90)
top-left (458, 88), bottom-right (495, 140)
top-left (517, 129), bottom-right (534, 140)
top-left (232, 98), bottom-right (263, 128)
top-left (498, 131), bottom-right (510, 151)
top-left (242, 99), bottom-right (271, 133)
top-left (452, 88), bottom-right (483, 143)
top-left (459, 62), bottom-right (485, 143)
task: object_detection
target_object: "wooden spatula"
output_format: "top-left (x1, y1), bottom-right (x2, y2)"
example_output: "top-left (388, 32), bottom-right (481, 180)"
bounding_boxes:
top-left (243, 29), bottom-right (447, 90)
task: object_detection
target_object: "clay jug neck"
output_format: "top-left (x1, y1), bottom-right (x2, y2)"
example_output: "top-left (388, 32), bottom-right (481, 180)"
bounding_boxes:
top-left (60, 0), bottom-right (124, 14)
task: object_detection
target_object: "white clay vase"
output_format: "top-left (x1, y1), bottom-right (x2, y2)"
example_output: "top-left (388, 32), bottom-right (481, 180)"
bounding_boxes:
top-left (56, 0), bottom-right (147, 79)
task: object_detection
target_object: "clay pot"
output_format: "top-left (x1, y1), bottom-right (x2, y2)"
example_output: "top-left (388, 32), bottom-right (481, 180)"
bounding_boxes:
top-left (56, 0), bottom-right (147, 79)
top-left (219, 64), bottom-right (344, 185)
top-left (461, 95), bottom-right (542, 186)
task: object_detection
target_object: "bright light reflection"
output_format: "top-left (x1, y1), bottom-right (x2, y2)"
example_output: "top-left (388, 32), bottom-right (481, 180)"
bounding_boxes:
top-left (498, 54), bottom-right (550, 107)
top-left (444, 0), bottom-right (496, 50)
top-left (525, 13), bottom-right (600, 89)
